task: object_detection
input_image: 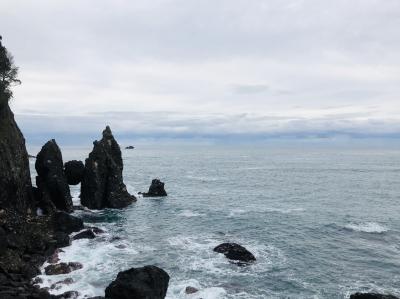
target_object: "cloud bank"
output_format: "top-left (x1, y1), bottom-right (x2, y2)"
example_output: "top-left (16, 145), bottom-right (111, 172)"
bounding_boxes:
top-left (1, 0), bottom-right (400, 143)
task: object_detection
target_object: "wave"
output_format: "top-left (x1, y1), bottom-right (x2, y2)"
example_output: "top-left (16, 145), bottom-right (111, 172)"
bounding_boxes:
top-left (179, 210), bottom-right (203, 217)
top-left (345, 222), bottom-right (389, 233)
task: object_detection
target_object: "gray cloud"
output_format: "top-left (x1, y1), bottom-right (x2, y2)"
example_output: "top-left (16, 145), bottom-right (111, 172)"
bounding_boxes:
top-left (1, 0), bottom-right (400, 143)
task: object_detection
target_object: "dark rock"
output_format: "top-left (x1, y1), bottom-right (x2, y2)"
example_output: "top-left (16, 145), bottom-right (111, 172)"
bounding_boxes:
top-left (47, 248), bottom-right (64, 264)
top-left (105, 265), bottom-right (170, 299)
top-left (0, 104), bottom-right (34, 214)
top-left (51, 291), bottom-right (79, 299)
top-left (72, 229), bottom-right (96, 240)
top-left (50, 278), bottom-right (74, 290)
top-left (44, 262), bottom-right (83, 275)
top-left (88, 226), bottom-right (105, 234)
top-left (185, 286), bottom-right (199, 294)
top-left (213, 243), bottom-right (256, 264)
top-left (54, 211), bottom-right (84, 234)
top-left (125, 146), bottom-right (134, 149)
top-left (350, 293), bottom-right (399, 299)
top-left (87, 297), bottom-right (105, 299)
top-left (141, 179), bottom-right (167, 197)
top-left (35, 139), bottom-right (73, 212)
top-left (81, 126), bottom-right (136, 209)
top-left (54, 231), bottom-right (71, 248)
top-left (64, 160), bottom-right (85, 185)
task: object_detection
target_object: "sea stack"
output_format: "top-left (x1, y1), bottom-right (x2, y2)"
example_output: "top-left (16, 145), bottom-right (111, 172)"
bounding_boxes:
top-left (35, 139), bottom-right (73, 213)
top-left (141, 179), bottom-right (167, 197)
top-left (80, 126), bottom-right (136, 209)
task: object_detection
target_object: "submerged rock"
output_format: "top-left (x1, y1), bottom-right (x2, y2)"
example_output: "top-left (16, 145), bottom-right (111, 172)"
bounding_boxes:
top-left (141, 179), bottom-right (167, 197)
top-left (64, 160), bottom-right (85, 185)
top-left (35, 139), bottom-right (73, 212)
top-left (44, 262), bottom-right (83, 275)
top-left (185, 286), bottom-right (199, 294)
top-left (81, 126), bottom-right (136, 209)
top-left (350, 293), bottom-right (399, 299)
top-left (213, 243), bottom-right (256, 264)
top-left (72, 229), bottom-right (96, 240)
top-left (105, 265), bottom-right (170, 299)
top-left (125, 146), bottom-right (134, 149)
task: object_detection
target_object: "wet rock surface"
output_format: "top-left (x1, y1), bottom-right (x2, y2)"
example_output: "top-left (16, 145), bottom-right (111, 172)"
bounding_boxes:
top-left (72, 229), bottom-right (96, 240)
top-left (81, 126), bottom-right (136, 209)
top-left (185, 286), bottom-right (199, 294)
top-left (213, 243), bottom-right (256, 264)
top-left (64, 160), bottom-right (85, 185)
top-left (105, 265), bottom-right (170, 299)
top-left (35, 140), bottom-right (73, 212)
top-left (141, 179), bottom-right (167, 197)
top-left (44, 262), bottom-right (83, 275)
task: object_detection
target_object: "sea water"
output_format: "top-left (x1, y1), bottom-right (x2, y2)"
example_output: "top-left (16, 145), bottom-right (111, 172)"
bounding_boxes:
top-left (30, 145), bottom-right (400, 298)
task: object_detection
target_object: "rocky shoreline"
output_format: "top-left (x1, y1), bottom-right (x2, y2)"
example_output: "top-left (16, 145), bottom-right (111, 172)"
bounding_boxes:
top-left (0, 37), bottom-right (397, 299)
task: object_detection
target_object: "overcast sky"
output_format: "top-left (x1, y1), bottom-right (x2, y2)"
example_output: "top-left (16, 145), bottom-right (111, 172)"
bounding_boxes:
top-left (1, 0), bottom-right (400, 143)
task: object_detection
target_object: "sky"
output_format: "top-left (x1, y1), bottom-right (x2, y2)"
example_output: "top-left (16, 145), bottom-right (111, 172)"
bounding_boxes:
top-left (1, 0), bottom-right (400, 144)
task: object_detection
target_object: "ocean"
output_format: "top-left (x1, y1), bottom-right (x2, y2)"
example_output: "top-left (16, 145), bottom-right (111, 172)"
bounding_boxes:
top-left (30, 145), bottom-right (400, 298)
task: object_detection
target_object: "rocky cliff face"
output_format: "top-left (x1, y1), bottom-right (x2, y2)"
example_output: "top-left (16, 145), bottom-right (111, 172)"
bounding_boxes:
top-left (0, 104), bottom-right (33, 213)
top-left (81, 126), bottom-right (136, 209)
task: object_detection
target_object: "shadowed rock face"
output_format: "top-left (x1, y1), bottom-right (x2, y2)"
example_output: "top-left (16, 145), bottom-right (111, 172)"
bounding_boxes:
top-left (64, 160), bottom-right (85, 185)
top-left (105, 265), bottom-right (170, 299)
top-left (0, 104), bottom-right (33, 213)
top-left (35, 140), bottom-right (73, 212)
top-left (80, 126), bottom-right (136, 209)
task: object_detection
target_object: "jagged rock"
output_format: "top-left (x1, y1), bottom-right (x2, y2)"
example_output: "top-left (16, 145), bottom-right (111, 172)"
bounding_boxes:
top-left (213, 243), bottom-right (256, 264)
top-left (0, 104), bottom-right (34, 213)
top-left (105, 265), bottom-right (170, 299)
top-left (47, 249), bottom-right (64, 264)
top-left (52, 291), bottom-right (79, 299)
top-left (50, 278), bottom-right (74, 290)
top-left (35, 140), bottom-right (73, 212)
top-left (350, 294), bottom-right (399, 299)
top-left (185, 286), bottom-right (199, 294)
top-left (64, 160), bottom-right (85, 185)
top-left (72, 229), bottom-right (96, 240)
top-left (54, 211), bottom-right (84, 234)
top-left (141, 179), bottom-right (167, 197)
top-left (81, 126), bottom-right (136, 209)
top-left (44, 262), bottom-right (83, 275)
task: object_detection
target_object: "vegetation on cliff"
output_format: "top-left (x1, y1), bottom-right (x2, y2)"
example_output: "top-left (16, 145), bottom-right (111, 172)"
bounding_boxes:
top-left (0, 35), bottom-right (21, 108)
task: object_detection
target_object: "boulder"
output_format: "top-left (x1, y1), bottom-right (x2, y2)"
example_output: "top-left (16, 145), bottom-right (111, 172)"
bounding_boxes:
top-left (105, 265), bottom-right (170, 299)
top-left (350, 294), bottom-right (399, 299)
top-left (81, 126), bottom-right (136, 209)
top-left (51, 291), bottom-right (79, 299)
top-left (141, 179), bottom-right (167, 197)
top-left (185, 286), bottom-right (199, 294)
top-left (213, 243), bottom-right (256, 264)
top-left (72, 229), bottom-right (96, 240)
top-left (35, 139), bottom-right (73, 212)
top-left (54, 211), bottom-right (84, 234)
top-left (64, 160), bottom-right (85, 185)
top-left (44, 262), bottom-right (83, 275)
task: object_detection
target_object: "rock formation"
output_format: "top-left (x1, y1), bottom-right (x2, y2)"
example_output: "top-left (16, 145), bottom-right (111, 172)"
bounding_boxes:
top-left (105, 266), bottom-right (170, 299)
top-left (35, 140), bottom-right (73, 212)
top-left (80, 126), bottom-right (136, 209)
top-left (64, 160), bottom-right (85, 185)
top-left (141, 179), bottom-right (167, 197)
top-left (213, 243), bottom-right (256, 264)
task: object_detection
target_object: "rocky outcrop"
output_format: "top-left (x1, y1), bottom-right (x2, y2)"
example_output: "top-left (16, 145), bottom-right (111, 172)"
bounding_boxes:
top-left (350, 294), bottom-right (399, 299)
top-left (105, 265), bottom-right (170, 299)
top-left (35, 140), bottom-right (73, 212)
top-left (72, 229), bottom-right (96, 240)
top-left (64, 160), bottom-right (85, 185)
top-left (140, 179), bottom-right (167, 197)
top-left (0, 104), bottom-right (33, 213)
top-left (53, 211), bottom-right (84, 234)
top-left (44, 262), bottom-right (83, 275)
top-left (213, 243), bottom-right (256, 264)
top-left (81, 126), bottom-right (136, 209)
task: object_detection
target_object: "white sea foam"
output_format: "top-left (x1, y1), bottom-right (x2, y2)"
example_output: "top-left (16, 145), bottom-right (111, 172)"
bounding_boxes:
top-left (166, 279), bottom-right (227, 299)
top-left (179, 210), bottom-right (203, 217)
top-left (345, 222), bottom-right (389, 233)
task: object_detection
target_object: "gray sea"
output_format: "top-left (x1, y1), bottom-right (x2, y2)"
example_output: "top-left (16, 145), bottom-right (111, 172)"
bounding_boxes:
top-left (30, 145), bottom-right (400, 299)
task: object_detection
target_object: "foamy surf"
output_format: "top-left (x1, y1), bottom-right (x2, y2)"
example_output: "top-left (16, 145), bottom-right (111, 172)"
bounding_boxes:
top-left (345, 222), bottom-right (389, 233)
